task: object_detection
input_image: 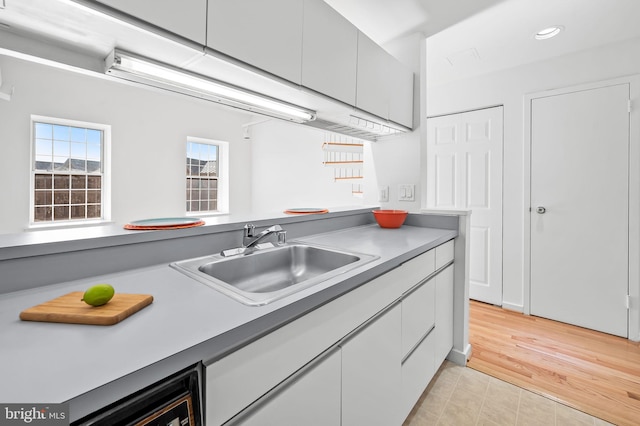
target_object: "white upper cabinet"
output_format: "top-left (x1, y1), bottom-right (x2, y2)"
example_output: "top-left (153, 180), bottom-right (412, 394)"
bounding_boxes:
top-left (356, 31), bottom-right (414, 128)
top-left (94, 0), bottom-right (207, 44)
top-left (207, 0), bottom-right (304, 85)
top-left (356, 31), bottom-right (390, 120)
top-left (388, 57), bottom-right (414, 129)
top-left (302, 0), bottom-right (358, 105)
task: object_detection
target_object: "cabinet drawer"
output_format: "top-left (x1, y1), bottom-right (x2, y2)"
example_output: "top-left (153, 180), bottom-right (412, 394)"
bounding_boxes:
top-left (435, 240), bottom-right (454, 270)
top-left (399, 249), bottom-right (435, 293)
top-left (401, 330), bottom-right (436, 420)
top-left (226, 346), bottom-right (341, 426)
top-left (401, 278), bottom-right (435, 357)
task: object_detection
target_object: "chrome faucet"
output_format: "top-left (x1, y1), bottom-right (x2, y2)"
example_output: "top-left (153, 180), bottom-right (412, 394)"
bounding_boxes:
top-left (221, 224), bottom-right (286, 257)
top-left (243, 224), bottom-right (286, 248)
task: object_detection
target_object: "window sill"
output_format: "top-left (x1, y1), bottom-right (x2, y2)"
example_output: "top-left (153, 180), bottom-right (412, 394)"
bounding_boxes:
top-left (26, 220), bottom-right (115, 232)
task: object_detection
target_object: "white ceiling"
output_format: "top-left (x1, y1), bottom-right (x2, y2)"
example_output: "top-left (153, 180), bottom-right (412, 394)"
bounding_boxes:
top-left (326, 0), bottom-right (640, 86)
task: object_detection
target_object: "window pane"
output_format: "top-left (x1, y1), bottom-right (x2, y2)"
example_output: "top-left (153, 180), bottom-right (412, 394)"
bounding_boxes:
top-left (71, 190), bottom-right (86, 204)
top-left (34, 191), bottom-right (52, 206)
top-left (35, 139), bottom-right (52, 157)
top-left (53, 140), bottom-right (69, 156)
top-left (35, 174), bottom-right (52, 190)
top-left (87, 205), bottom-right (101, 218)
top-left (54, 190), bottom-right (70, 205)
top-left (87, 176), bottom-right (101, 189)
top-left (87, 143), bottom-right (101, 161)
top-left (54, 156), bottom-right (70, 171)
top-left (71, 205), bottom-right (86, 219)
top-left (54, 205), bottom-right (69, 220)
top-left (54, 175), bottom-right (70, 189)
top-left (87, 160), bottom-right (101, 173)
top-left (71, 175), bottom-right (86, 189)
top-left (71, 159), bottom-right (87, 172)
top-left (87, 129), bottom-right (101, 144)
top-left (34, 161), bottom-right (53, 172)
top-left (87, 190), bottom-right (101, 203)
top-left (70, 127), bottom-right (86, 143)
top-left (34, 206), bottom-right (52, 222)
top-left (71, 142), bottom-right (87, 159)
top-left (35, 123), bottom-right (52, 139)
top-left (53, 125), bottom-right (69, 141)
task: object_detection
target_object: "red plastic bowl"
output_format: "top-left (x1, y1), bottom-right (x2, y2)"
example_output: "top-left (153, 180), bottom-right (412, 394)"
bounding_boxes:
top-left (372, 210), bottom-right (408, 228)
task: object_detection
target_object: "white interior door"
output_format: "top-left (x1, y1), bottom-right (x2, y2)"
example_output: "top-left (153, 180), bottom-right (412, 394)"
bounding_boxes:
top-left (426, 106), bottom-right (503, 305)
top-left (530, 83), bottom-right (629, 337)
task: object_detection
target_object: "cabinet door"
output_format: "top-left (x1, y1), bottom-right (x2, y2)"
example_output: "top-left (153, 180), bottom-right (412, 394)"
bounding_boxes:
top-left (401, 278), bottom-right (435, 357)
top-left (95, 0), bottom-right (207, 44)
top-left (226, 347), bottom-right (341, 426)
top-left (401, 330), bottom-right (436, 419)
top-left (356, 31), bottom-right (389, 120)
top-left (302, 0), bottom-right (357, 105)
top-left (388, 58), bottom-right (414, 129)
top-left (435, 240), bottom-right (454, 270)
top-left (435, 265), bottom-right (454, 366)
top-left (207, 0), bottom-right (303, 84)
top-left (342, 303), bottom-right (402, 426)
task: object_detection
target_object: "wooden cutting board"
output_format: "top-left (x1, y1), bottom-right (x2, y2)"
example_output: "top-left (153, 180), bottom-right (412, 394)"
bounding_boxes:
top-left (20, 292), bottom-right (154, 326)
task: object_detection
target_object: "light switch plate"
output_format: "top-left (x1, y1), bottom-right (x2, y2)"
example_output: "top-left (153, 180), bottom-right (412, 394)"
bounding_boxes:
top-left (398, 184), bottom-right (415, 201)
top-left (379, 185), bottom-right (389, 202)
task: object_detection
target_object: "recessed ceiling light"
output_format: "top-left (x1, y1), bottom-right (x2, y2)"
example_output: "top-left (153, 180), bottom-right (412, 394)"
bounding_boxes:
top-left (535, 26), bottom-right (564, 40)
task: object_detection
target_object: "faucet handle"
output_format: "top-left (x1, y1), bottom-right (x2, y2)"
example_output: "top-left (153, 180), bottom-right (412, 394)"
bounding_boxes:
top-left (276, 230), bottom-right (287, 245)
top-left (244, 223), bottom-right (255, 238)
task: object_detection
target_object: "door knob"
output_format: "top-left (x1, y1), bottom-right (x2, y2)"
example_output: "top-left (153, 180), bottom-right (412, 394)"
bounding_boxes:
top-left (536, 206), bottom-right (546, 214)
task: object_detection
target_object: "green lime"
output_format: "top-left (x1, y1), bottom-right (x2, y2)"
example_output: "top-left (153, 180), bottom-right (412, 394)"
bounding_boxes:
top-left (81, 283), bottom-right (115, 306)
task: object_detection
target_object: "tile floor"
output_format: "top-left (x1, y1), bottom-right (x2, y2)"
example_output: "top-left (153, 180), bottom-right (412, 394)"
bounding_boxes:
top-left (403, 361), bottom-right (613, 426)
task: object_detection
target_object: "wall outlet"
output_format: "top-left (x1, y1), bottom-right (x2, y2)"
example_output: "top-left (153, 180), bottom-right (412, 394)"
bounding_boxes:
top-left (379, 185), bottom-right (389, 202)
top-left (398, 184), bottom-right (415, 201)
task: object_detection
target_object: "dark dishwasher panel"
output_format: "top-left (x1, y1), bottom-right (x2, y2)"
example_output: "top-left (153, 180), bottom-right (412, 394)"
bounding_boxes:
top-left (72, 363), bottom-right (202, 426)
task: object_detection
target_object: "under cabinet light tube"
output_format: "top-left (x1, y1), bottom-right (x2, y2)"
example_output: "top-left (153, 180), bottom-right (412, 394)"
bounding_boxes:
top-left (104, 49), bottom-right (316, 123)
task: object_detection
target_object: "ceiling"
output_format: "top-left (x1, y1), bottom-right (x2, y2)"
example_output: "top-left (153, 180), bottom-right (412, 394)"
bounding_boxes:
top-left (326, 0), bottom-right (640, 86)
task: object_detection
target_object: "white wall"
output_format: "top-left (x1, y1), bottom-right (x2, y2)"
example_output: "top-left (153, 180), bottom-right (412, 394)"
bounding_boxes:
top-left (0, 55), bottom-right (253, 234)
top-left (249, 118), bottom-right (423, 214)
top-left (426, 36), bottom-right (640, 310)
top-left (249, 120), bottom-right (367, 213)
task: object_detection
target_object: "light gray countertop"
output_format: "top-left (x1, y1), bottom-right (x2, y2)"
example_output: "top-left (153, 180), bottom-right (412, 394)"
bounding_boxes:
top-left (0, 222), bottom-right (456, 421)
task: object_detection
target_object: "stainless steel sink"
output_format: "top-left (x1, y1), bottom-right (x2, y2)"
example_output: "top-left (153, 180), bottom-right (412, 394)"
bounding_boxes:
top-left (170, 242), bottom-right (377, 306)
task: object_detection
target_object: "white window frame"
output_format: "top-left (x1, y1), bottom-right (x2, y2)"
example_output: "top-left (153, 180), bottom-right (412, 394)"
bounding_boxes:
top-left (29, 115), bottom-right (112, 229)
top-left (186, 136), bottom-right (229, 216)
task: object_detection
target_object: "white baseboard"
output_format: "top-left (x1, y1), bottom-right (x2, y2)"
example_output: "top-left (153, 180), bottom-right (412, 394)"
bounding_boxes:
top-left (500, 301), bottom-right (524, 313)
top-left (446, 343), bottom-right (472, 366)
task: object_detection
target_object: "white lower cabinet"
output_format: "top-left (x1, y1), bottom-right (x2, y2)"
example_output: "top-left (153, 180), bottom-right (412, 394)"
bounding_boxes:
top-left (341, 302), bottom-right (402, 426)
top-left (400, 276), bottom-right (437, 419)
top-left (205, 240), bottom-right (456, 426)
top-left (401, 330), bottom-right (436, 418)
top-left (225, 347), bottom-right (341, 426)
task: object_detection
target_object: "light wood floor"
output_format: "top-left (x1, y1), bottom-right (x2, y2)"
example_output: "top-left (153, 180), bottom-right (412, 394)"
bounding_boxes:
top-left (467, 301), bottom-right (640, 426)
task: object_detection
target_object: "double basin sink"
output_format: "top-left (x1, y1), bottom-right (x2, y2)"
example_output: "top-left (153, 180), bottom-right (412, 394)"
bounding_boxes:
top-left (171, 242), bottom-right (378, 306)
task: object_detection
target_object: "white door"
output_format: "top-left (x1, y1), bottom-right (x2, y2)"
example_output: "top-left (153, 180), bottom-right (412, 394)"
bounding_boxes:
top-left (530, 83), bottom-right (629, 337)
top-left (426, 106), bottom-right (503, 305)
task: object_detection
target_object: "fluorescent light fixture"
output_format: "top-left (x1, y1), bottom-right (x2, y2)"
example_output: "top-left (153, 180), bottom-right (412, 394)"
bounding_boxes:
top-left (535, 26), bottom-right (564, 40)
top-left (105, 49), bottom-right (316, 123)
